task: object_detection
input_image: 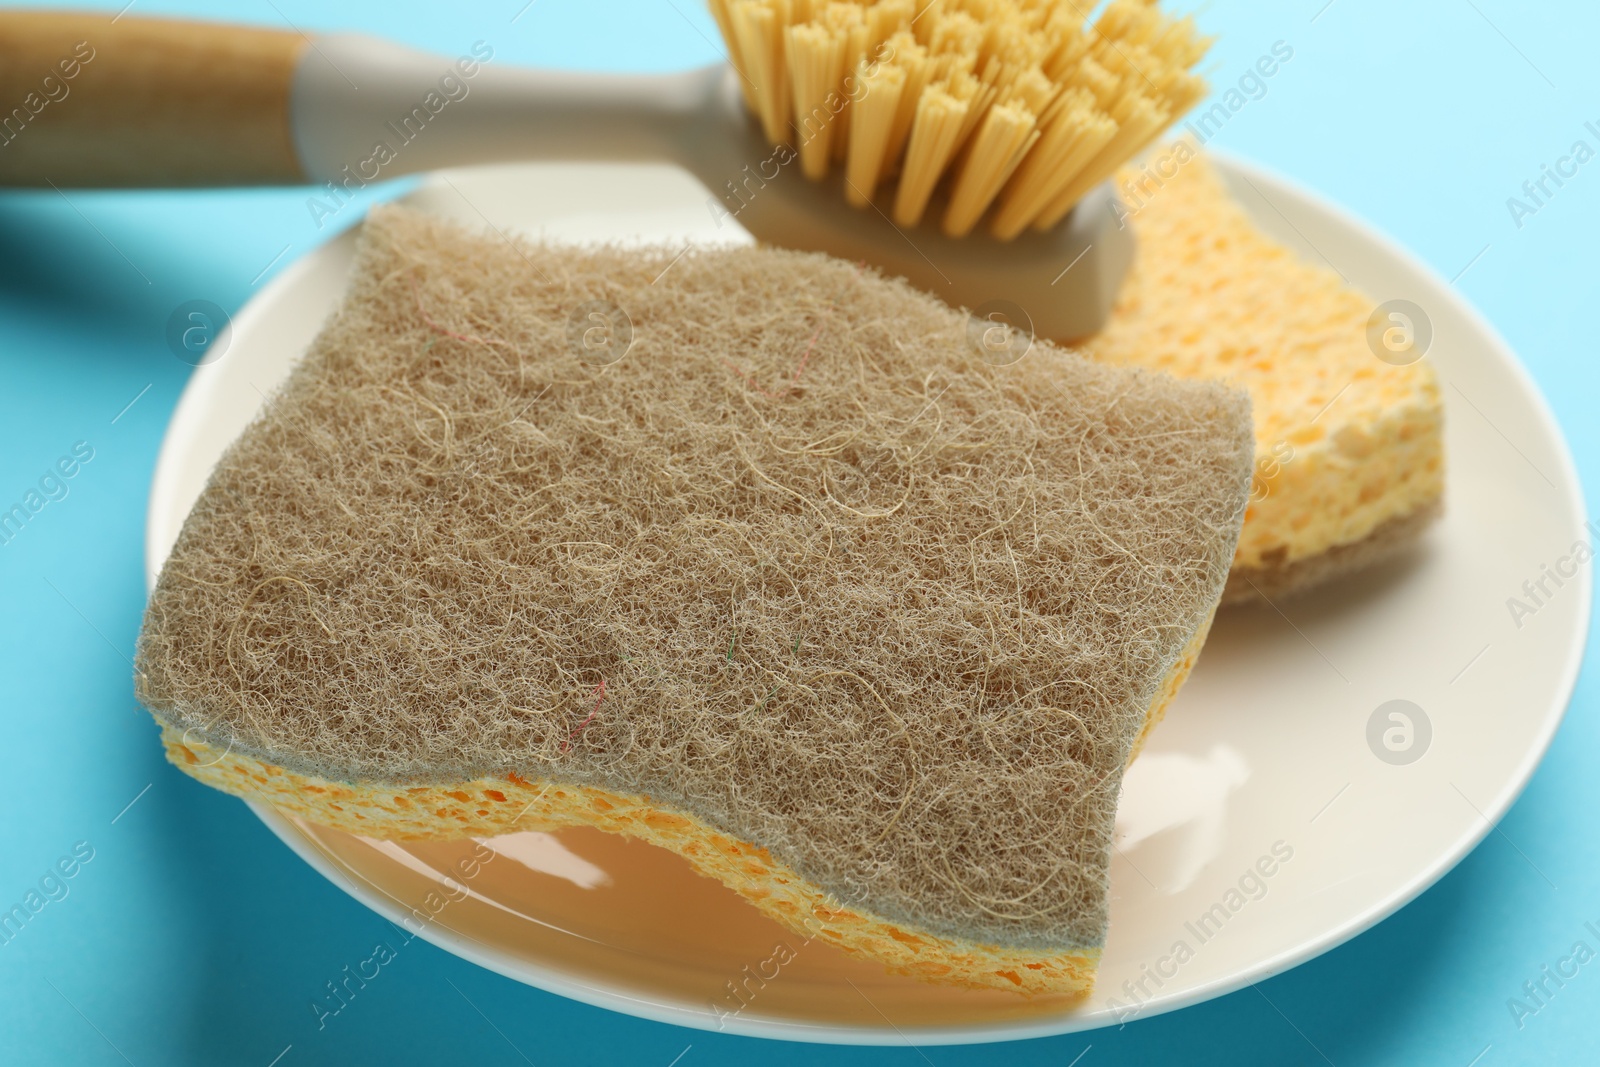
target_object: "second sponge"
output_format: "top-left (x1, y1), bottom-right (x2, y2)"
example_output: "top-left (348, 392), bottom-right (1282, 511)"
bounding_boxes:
top-left (1084, 151), bottom-right (1445, 603)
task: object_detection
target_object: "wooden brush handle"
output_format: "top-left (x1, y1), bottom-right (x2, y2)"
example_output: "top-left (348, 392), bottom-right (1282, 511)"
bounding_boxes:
top-left (0, 12), bottom-right (309, 186)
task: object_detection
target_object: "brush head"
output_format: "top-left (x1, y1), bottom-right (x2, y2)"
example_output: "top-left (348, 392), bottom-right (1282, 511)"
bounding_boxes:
top-left (707, 0), bottom-right (1211, 239)
top-left (687, 64), bottom-right (1135, 343)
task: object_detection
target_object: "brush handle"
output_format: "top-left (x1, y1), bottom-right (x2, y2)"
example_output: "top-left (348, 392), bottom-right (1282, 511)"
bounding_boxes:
top-left (0, 12), bottom-right (307, 186)
top-left (0, 12), bottom-right (709, 188)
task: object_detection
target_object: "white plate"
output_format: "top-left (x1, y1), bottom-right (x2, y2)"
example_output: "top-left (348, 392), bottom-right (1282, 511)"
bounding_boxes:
top-left (145, 154), bottom-right (1590, 1045)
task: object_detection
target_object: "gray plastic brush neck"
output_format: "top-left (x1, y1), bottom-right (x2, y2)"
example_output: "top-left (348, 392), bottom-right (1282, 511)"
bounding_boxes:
top-left (291, 35), bottom-right (1134, 342)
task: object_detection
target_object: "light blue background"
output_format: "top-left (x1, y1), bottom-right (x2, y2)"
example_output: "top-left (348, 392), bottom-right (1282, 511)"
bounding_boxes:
top-left (1, 1), bottom-right (1595, 1063)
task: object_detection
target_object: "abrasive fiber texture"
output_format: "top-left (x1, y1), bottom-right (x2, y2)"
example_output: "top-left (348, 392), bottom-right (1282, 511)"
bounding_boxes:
top-left (136, 204), bottom-right (1253, 951)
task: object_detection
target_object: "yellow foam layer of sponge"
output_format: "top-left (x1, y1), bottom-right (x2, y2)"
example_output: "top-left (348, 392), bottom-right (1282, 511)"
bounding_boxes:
top-left (161, 721), bottom-right (1102, 996)
top-left (1083, 149), bottom-right (1445, 600)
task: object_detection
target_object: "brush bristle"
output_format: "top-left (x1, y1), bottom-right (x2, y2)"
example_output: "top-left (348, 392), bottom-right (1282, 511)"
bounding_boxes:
top-left (707, 0), bottom-right (1211, 238)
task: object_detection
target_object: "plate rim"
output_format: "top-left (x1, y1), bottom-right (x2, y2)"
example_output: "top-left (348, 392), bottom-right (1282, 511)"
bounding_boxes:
top-left (143, 148), bottom-right (1592, 1046)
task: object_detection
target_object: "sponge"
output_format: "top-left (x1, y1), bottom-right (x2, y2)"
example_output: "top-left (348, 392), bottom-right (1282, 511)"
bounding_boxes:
top-left (1082, 151), bottom-right (1444, 602)
top-left (135, 204), bottom-right (1253, 996)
